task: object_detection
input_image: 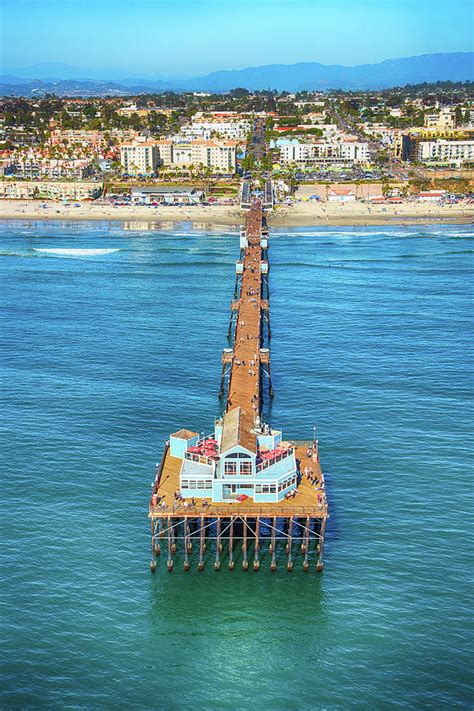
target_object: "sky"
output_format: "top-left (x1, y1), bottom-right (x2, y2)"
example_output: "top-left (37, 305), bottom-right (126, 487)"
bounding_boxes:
top-left (1, 0), bottom-right (473, 77)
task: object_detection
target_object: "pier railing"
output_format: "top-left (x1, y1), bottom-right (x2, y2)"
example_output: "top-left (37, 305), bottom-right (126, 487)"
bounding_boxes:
top-left (150, 442), bottom-right (169, 505)
top-left (149, 503), bottom-right (327, 518)
top-left (184, 451), bottom-right (215, 466)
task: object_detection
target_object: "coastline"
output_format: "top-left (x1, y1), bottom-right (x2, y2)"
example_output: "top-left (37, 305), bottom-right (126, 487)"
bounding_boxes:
top-left (0, 199), bottom-right (473, 227)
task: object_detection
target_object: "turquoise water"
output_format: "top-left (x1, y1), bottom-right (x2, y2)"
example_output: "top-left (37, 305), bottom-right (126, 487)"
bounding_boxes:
top-left (0, 220), bottom-right (472, 710)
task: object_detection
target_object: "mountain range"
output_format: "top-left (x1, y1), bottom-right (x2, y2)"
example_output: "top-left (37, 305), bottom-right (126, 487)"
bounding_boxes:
top-left (1, 53), bottom-right (472, 97)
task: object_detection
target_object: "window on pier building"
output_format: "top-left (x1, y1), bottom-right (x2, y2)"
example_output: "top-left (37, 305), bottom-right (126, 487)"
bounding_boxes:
top-left (255, 483), bottom-right (277, 494)
top-left (240, 462), bottom-right (252, 476)
top-left (224, 461), bottom-right (237, 476)
top-left (223, 452), bottom-right (253, 477)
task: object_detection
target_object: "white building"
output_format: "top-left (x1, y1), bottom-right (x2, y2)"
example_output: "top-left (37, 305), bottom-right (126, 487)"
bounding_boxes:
top-left (327, 187), bottom-right (356, 202)
top-left (416, 139), bottom-right (474, 166)
top-left (279, 139), bottom-right (369, 166)
top-left (417, 190), bottom-right (447, 202)
top-left (185, 119), bottom-right (251, 140)
top-left (177, 126), bottom-right (212, 141)
top-left (169, 140), bottom-right (238, 172)
top-left (120, 138), bottom-right (237, 174)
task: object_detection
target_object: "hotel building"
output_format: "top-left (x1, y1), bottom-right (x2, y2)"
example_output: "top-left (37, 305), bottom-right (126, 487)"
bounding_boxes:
top-left (279, 139), bottom-right (369, 167)
top-left (120, 138), bottom-right (237, 174)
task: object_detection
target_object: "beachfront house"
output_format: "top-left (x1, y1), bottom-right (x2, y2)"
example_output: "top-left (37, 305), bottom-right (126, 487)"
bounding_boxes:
top-left (170, 408), bottom-right (298, 503)
top-left (327, 187), bottom-right (356, 202)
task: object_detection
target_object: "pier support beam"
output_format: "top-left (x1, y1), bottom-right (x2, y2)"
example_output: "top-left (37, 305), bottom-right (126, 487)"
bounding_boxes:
top-left (150, 519), bottom-right (157, 573)
top-left (234, 274), bottom-right (242, 299)
top-left (198, 515), bottom-right (205, 571)
top-left (270, 517), bottom-right (277, 571)
top-left (214, 518), bottom-right (221, 570)
top-left (303, 517), bottom-right (310, 572)
top-left (167, 516), bottom-right (173, 571)
top-left (227, 304), bottom-right (238, 339)
top-left (219, 359), bottom-right (232, 399)
top-left (267, 360), bottom-right (274, 399)
top-left (287, 516), bottom-right (294, 571)
top-left (155, 527), bottom-right (161, 557)
top-left (253, 518), bottom-right (260, 571)
top-left (170, 519), bottom-right (176, 555)
top-left (229, 518), bottom-right (235, 570)
top-left (242, 516), bottom-right (249, 570)
top-left (183, 518), bottom-right (190, 571)
top-left (316, 517), bottom-right (327, 572)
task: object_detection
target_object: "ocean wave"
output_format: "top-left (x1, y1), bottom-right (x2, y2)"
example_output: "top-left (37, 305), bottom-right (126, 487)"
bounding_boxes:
top-left (33, 248), bottom-right (121, 257)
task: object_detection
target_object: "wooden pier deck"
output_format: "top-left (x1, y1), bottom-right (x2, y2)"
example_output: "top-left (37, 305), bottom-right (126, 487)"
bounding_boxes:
top-left (226, 200), bottom-right (264, 448)
top-left (148, 197), bottom-right (329, 572)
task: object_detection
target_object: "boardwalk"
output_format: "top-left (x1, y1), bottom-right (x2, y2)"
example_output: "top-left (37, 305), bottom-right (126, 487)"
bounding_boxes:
top-left (226, 200), bottom-right (263, 450)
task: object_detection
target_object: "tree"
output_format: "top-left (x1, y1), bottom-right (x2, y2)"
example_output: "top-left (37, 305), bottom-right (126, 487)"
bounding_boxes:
top-left (230, 88), bottom-right (250, 98)
top-left (381, 179), bottom-right (391, 198)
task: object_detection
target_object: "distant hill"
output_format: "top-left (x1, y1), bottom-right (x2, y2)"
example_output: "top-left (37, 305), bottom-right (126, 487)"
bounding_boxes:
top-left (1, 52), bottom-right (472, 96)
top-left (183, 53), bottom-right (474, 92)
top-left (0, 79), bottom-right (162, 98)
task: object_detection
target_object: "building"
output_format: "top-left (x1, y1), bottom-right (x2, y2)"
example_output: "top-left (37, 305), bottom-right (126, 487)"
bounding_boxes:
top-left (183, 118), bottom-right (251, 140)
top-left (130, 186), bottom-right (205, 204)
top-left (120, 139), bottom-right (171, 175)
top-left (168, 409), bottom-right (298, 504)
top-left (48, 129), bottom-right (105, 150)
top-left (8, 157), bottom-right (94, 180)
top-left (416, 139), bottom-right (474, 167)
top-left (327, 187), bottom-right (356, 202)
top-left (171, 140), bottom-right (238, 172)
top-left (399, 129), bottom-right (473, 162)
top-left (120, 138), bottom-right (237, 174)
top-left (417, 190), bottom-right (447, 202)
top-left (279, 139), bottom-right (369, 167)
top-left (0, 180), bottom-right (103, 201)
top-left (424, 109), bottom-right (456, 130)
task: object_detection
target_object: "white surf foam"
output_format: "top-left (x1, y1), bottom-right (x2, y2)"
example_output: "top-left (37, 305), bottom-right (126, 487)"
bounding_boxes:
top-left (33, 248), bottom-right (120, 257)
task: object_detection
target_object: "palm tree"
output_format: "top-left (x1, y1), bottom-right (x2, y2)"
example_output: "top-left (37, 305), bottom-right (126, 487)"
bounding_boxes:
top-left (354, 178), bottom-right (361, 200)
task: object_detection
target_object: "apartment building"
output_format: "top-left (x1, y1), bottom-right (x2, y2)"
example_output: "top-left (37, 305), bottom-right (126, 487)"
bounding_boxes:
top-left (9, 157), bottom-right (94, 180)
top-left (424, 109), bottom-right (457, 130)
top-left (172, 140), bottom-right (238, 172)
top-left (416, 139), bottom-right (474, 166)
top-left (120, 139), bottom-right (172, 175)
top-left (400, 129), bottom-right (474, 162)
top-left (185, 119), bottom-right (251, 140)
top-left (120, 138), bottom-right (237, 174)
top-left (279, 139), bottom-right (369, 166)
top-left (48, 129), bottom-right (105, 149)
top-left (0, 180), bottom-right (102, 200)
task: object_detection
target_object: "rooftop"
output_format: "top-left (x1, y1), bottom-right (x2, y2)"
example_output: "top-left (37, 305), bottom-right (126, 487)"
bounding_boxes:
top-left (171, 428), bottom-right (198, 440)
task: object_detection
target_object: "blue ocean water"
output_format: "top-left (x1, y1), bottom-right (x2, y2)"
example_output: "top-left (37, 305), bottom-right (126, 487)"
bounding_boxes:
top-left (0, 219), bottom-right (472, 710)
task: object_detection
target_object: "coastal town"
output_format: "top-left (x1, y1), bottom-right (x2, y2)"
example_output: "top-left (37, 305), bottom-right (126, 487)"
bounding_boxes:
top-left (0, 82), bottom-right (473, 224)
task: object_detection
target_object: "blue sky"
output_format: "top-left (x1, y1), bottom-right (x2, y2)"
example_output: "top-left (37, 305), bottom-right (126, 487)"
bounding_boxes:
top-left (1, 0), bottom-right (473, 76)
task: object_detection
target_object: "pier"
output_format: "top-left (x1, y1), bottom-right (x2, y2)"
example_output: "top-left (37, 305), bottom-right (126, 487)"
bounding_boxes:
top-left (148, 191), bottom-right (328, 573)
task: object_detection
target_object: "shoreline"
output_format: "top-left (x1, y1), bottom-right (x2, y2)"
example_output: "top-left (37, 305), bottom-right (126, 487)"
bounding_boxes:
top-left (0, 199), bottom-right (473, 227)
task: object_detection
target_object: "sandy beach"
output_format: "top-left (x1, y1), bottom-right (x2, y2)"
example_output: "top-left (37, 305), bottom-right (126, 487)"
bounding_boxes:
top-left (271, 200), bottom-right (474, 226)
top-left (0, 198), bottom-right (472, 227)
